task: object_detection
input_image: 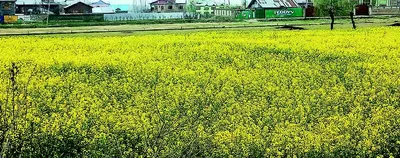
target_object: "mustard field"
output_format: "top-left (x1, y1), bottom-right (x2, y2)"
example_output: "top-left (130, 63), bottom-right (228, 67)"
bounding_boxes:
top-left (0, 28), bottom-right (399, 157)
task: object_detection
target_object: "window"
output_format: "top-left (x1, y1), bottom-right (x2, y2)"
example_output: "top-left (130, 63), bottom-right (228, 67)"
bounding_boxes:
top-left (2, 2), bottom-right (12, 10)
top-left (161, 6), bottom-right (164, 10)
top-left (168, 6), bottom-right (173, 9)
top-left (179, 6), bottom-right (183, 10)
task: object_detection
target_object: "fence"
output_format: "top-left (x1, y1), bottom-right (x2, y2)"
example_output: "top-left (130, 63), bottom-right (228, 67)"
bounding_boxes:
top-left (371, 7), bottom-right (400, 15)
top-left (214, 9), bottom-right (236, 17)
top-left (17, 15), bottom-right (33, 22)
top-left (1, 15), bottom-right (41, 23)
top-left (104, 13), bottom-right (196, 21)
top-left (49, 14), bottom-right (104, 22)
top-left (265, 8), bottom-right (304, 18)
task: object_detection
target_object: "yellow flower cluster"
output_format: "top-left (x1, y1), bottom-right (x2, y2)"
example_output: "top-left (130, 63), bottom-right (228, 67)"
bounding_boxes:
top-left (0, 27), bottom-right (399, 157)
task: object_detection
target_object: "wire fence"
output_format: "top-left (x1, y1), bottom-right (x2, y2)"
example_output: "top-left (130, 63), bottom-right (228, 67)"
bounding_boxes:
top-left (104, 13), bottom-right (197, 21)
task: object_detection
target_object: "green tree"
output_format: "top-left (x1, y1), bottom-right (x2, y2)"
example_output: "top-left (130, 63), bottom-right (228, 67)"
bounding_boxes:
top-left (314, 0), bottom-right (359, 16)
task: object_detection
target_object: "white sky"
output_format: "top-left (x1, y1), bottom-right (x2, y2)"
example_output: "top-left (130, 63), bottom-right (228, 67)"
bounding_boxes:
top-left (108, 0), bottom-right (240, 4)
top-left (17, 0), bottom-right (244, 6)
top-left (88, 0), bottom-right (242, 5)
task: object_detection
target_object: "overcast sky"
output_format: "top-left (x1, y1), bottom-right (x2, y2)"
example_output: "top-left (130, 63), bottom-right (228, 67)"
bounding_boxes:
top-left (18, 0), bottom-right (244, 6)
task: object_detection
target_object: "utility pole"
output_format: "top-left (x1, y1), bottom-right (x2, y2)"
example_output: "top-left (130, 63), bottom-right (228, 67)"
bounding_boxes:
top-left (132, 0), bottom-right (135, 12)
top-left (184, 0), bottom-right (187, 13)
top-left (396, 1), bottom-right (400, 15)
top-left (47, 0), bottom-right (51, 26)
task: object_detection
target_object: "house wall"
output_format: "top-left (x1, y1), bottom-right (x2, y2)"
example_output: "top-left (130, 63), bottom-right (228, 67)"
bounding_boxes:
top-left (65, 3), bottom-right (92, 14)
top-left (0, 1), bottom-right (16, 15)
top-left (151, 4), bottom-right (185, 13)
